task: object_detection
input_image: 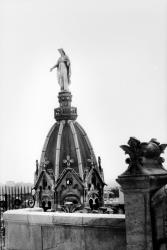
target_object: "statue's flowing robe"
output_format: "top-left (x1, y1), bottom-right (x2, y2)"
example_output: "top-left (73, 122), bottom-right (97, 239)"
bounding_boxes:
top-left (57, 56), bottom-right (71, 91)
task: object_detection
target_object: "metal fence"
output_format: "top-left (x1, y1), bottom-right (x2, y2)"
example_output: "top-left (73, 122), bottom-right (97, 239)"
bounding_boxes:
top-left (0, 186), bottom-right (34, 250)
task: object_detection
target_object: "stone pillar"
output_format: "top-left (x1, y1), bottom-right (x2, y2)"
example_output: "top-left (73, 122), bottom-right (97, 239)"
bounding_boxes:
top-left (117, 137), bottom-right (167, 250)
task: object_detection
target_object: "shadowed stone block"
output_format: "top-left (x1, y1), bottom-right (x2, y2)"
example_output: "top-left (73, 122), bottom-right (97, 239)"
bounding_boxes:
top-left (42, 226), bottom-right (85, 250)
top-left (6, 223), bottom-right (30, 250)
top-left (4, 209), bottom-right (126, 250)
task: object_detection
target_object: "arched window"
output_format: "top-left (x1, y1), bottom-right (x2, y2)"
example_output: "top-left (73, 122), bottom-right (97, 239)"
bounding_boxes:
top-left (43, 178), bottom-right (47, 190)
top-left (42, 201), bottom-right (46, 209)
top-left (48, 201), bottom-right (51, 209)
top-left (89, 199), bottom-right (93, 210)
top-left (91, 173), bottom-right (96, 188)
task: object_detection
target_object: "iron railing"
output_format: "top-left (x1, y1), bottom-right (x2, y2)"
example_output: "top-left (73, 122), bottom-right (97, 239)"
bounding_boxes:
top-left (0, 186), bottom-right (34, 250)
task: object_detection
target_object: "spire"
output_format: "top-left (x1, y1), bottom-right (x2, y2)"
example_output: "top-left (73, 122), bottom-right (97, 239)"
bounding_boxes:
top-left (35, 160), bottom-right (39, 176)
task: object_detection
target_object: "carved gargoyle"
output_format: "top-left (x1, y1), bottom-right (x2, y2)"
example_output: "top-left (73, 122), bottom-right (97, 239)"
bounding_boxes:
top-left (120, 137), bottom-right (167, 175)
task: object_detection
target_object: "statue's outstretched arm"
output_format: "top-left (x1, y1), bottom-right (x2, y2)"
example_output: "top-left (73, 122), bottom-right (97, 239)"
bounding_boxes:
top-left (50, 64), bottom-right (58, 72)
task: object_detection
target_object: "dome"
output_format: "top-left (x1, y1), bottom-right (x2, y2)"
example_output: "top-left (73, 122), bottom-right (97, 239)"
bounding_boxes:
top-left (40, 119), bottom-right (98, 181)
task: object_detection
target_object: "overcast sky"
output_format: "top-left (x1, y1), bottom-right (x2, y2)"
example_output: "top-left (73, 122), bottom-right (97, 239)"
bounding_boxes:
top-left (0, 0), bottom-right (167, 185)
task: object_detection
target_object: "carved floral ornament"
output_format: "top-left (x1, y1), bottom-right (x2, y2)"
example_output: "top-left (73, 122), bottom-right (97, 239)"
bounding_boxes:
top-left (41, 157), bottom-right (50, 170)
top-left (63, 155), bottom-right (74, 168)
top-left (120, 137), bottom-right (167, 168)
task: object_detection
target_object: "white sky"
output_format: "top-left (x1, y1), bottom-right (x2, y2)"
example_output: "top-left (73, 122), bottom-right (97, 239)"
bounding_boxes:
top-left (0, 0), bottom-right (167, 185)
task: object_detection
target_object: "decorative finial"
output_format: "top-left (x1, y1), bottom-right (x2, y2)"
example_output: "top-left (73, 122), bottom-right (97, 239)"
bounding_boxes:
top-left (41, 157), bottom-right (50, 170)
top-left (120, 137), bottom-right (167, 175)
top-left (120, 137), bottom-right (143, 168)
top-left (50, 49), bottom-right (71, 92)
top-left (98, 156), bottom-right (102, 170)
top-left (35, 160), bottom-right (39, 176)
top-left (87, 155), bottom-right (95, 168)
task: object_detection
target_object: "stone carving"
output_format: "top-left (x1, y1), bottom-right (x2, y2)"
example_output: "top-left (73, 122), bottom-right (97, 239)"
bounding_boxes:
top-left (87, 155), bottom-right (95, 169)
top-left (120, 137), bottom-right (143, 168)
top-left (61, 201), bottom-right (82, 213)
top-left (63, 155), bottom-right (74, 168)
top-left (50, 49), bottom-right (71, 91)
top-left (88, 191), bottom-right (99, 210)
top-left (120, 137), bottom-right (167, 175)
top-left (142, 138), bottom-right (167, 162)
top-left (41, 157), bottom-right (50, 170)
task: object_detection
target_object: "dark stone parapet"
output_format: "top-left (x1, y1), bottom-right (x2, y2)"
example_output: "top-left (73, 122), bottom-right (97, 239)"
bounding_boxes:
top-left (54, 91), bottom-right (77, 121)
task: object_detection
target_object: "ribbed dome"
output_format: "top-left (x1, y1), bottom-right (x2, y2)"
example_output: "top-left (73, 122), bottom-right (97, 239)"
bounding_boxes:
top-left (39, 91), bottom-right (98, 183)
top-left (40, 120), bottom-right (97, 181)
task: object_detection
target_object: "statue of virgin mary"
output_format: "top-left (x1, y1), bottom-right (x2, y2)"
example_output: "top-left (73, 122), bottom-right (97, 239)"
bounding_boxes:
top-left (50, 49), bottom-right (71, 91)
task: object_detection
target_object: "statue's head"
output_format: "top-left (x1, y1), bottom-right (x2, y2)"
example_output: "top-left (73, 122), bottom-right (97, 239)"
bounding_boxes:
top-left (58, 48), bottom-right (66, 56)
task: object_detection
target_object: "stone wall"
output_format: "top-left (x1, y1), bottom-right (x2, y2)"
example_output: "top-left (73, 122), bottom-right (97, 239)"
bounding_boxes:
top-left (117, 137), bottom-right (167, 250)
top-left (4, 208), bottom-right (126, 250)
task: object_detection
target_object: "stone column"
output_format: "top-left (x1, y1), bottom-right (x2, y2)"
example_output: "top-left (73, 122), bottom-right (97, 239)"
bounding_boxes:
top-left (117, 137), bottom-right (167, 250)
